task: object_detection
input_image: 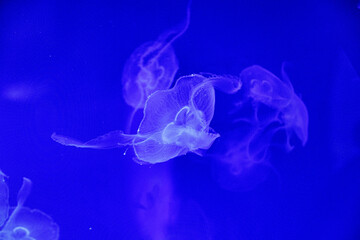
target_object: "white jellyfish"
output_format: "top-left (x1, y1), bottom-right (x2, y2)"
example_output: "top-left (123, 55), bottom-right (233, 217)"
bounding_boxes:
top-left (0, 171), bottom-right (59, 240)
top-left (52, 74), bottom-right (241, 164)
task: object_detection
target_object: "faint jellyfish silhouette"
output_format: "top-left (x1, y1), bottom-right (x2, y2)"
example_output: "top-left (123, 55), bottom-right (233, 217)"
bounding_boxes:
top-left (122, 2), bottom-right (191, 132)
top-left (330, 50), bottom-right (360, 168)
top-left (1, 82), bottom-right (47, 102)
top-left (0, 171), bottom-right (9, 227)
top-left (0, 174), bottom-right (59, 240)
top-left (212, 122), bottom-right (281, 191)
top-left (167, 200), bottom-right (212, 240)
top-left (212, 65), bottom-right (308, 191)
top-left (131, 163), bottom-right (178, 240)
top-left (239, 65), bottom-right (308, 149)
top-left (131, 163), bottom-right (212, 240)
top-left (52, 74), bottom-right (241, 164)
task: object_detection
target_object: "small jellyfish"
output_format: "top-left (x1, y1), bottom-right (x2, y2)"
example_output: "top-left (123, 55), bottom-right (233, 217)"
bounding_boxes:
top-left (239, 65), bottom-right (308, 149)
top-left (212, 65), bottom-right (308, 191)
top-left (52, 74), bottom-right (241, 164)
top-left (122, 2), bottom-right (191, 132)
top-left (0, 174), bottom-right (59, 240)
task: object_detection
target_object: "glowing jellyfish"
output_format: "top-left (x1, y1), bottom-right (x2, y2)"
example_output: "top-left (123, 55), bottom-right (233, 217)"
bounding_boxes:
top-left (52, 74), bottom-right (241, 164)
top-left (121, 3), bottom-right (191, 132)
top-left (239, 65), bottom-right (308, 148)
top-left (212, 65), bottom-right (308, 191)
top-left (0, 173), bottom-right (59, 240)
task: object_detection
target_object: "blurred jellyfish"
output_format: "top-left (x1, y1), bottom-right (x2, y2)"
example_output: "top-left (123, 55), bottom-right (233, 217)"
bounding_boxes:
top-left (212, 65), bottom-right (308, 191)
top-left (330, 50), bottom-right (360, 168)
top-left (239, 65), bottom-right (308, 148)
top-left (1, 82), bottom-right (47, 102)
top-left (131, 163), bottom-right (177, 240)
top-left (131, 163), bottom-right (212, 240)
top-left (212, 123), bottom-right (281, 191)
top-left (122, 2), bottom-right (191, 132)
top-left (52, 74), bottom-right (241, 164)
top-left (0, 172), bottom-right (59, 240)
top-left (0, 171), bottom-right (9, 227)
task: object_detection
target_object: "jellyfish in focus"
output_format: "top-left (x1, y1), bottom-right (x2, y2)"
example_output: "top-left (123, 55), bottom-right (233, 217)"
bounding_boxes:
top-left (213, 65), bottom-right (308, 191)
top-left (52, 74), bottom-right (241, 164)
top-left (121, 2), bottom-right (191, 132)
top-left (0, 172), bottom-right (59, 240)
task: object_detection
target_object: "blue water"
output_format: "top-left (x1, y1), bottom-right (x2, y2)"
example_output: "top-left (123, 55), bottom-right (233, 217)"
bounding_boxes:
top-left (0, 0), bottom-right (359, 239)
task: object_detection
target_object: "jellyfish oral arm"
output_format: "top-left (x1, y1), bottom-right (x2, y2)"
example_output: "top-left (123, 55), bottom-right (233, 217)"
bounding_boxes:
top-left (17, 178), bottom-right (32, 208)
top-left (1, 177), bottom-right (32, 234)
top-left (161, 105), bottom-right (220, 151)
top-left (51, 130), bottom-right (145, 149)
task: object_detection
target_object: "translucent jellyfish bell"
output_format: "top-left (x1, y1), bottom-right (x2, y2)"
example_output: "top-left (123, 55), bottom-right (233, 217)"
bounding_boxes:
top-left (52, 73), bottom-right (241, 164)
top-left (212, 65), bottom-right (308, 191)
top-left (121, 2), bottom-right (191, 132)
top-left (239, 65), bottom-right (308, 149)
top-left (0, 175), bottom-right (59, 240)
top-left (240, 65), bottom-right (294, 108)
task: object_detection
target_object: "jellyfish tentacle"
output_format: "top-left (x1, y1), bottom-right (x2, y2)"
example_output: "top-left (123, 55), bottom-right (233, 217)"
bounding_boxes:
top-left (125, 107), bottom-right (140, 134)
top-left (17, 178), bottom-right (32, 208)
top-left (0, 170), bottom-right (9, 227)
top-left (144, 0), bottom-right (191, 62)
top-left (122, 2), bottom-right (191, 111)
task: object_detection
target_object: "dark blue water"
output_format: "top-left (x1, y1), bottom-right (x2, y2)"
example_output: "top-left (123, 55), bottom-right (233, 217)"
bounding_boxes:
top-left (0, 0), bottom-right (359, 239)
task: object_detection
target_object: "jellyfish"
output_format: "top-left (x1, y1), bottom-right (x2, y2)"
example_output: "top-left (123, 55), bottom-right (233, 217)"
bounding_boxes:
top-left (0, 173), bottom-right (59, 240)
top-left (52, 73), bottom-right (242, 164)
top-left (121, 2), bottom-right (191, 132)
top-left (212, 65), bottom-right (308, 191)
top-left (239, 65), bottom-right (308, 148)
top-left (131, 163), bottom-right (177, 240)
top-left (212, 122), bottom-right (281, 191)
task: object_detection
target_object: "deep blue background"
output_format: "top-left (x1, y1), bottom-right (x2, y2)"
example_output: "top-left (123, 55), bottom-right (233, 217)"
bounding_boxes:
top-left (0, 0), bottom-right (359, 239)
